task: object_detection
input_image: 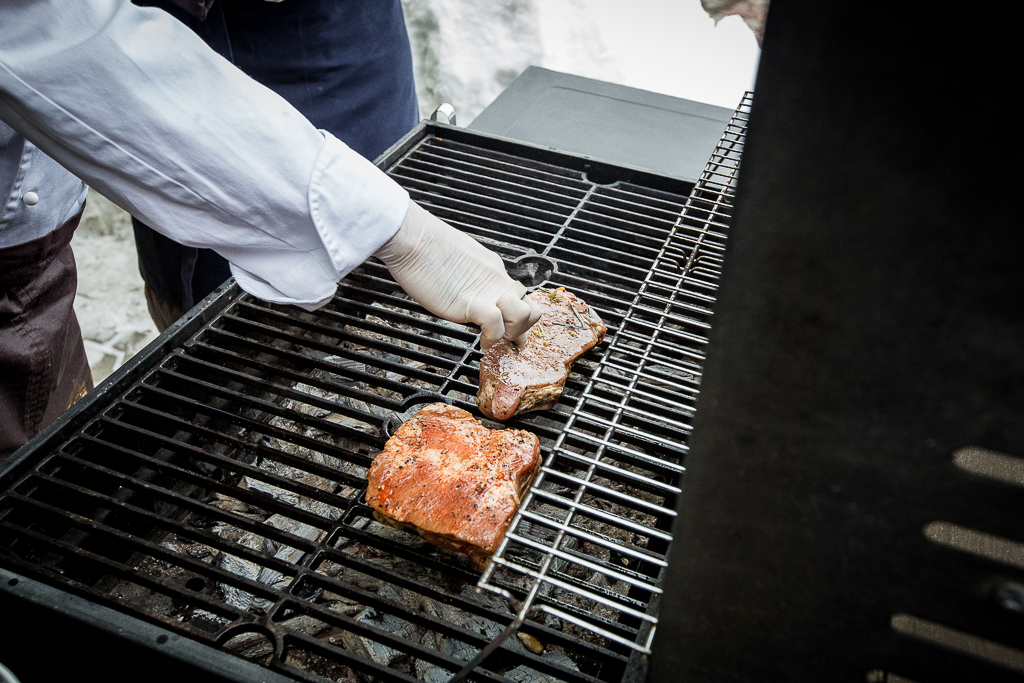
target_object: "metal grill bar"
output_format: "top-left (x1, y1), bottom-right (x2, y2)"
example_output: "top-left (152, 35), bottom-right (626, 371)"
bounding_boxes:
top-left (469, 94), bottom-right (752, 674)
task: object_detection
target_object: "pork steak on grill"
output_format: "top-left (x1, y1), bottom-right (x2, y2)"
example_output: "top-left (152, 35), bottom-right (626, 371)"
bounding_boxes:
top-left (477, 288), bottom-right (607, 421)
top-left (366, 403), bottom-right (541, 569)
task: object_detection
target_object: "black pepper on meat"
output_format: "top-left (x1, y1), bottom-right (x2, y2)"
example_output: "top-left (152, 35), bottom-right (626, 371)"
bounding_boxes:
top-left (365, 403), bottom-right (541, 570)
top-left (477, 288), bottom-right (607, 421)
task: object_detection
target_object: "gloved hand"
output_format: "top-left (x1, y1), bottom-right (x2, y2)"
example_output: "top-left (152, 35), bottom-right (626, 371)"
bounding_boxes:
top-left (374, 200), bottom-right (542, 350)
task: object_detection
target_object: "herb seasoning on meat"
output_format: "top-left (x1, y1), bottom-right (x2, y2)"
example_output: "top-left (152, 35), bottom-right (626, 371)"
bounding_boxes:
top-left (478, 288), bottom-right (607, 420)
top-left (365, 403), bottom-right (541, 569)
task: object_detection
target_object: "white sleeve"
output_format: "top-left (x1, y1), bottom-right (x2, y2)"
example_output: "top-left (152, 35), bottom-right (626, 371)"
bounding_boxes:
top-left (0, 0), bottom-right (410, 308)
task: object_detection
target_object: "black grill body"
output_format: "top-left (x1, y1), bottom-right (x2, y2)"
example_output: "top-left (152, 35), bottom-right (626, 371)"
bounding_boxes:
top-left (0, 123), bottom-right (709, 683)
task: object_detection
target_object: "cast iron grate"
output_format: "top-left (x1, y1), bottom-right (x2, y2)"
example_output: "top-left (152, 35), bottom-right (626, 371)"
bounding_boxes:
top-left (0, 95), bottom-right (750, 683)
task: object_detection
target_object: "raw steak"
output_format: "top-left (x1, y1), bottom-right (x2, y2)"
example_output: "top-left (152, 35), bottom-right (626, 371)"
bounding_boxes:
top-left (477, 288), bottom-right (607, 421)
top-left (365, 403), bottom-right (541, 569)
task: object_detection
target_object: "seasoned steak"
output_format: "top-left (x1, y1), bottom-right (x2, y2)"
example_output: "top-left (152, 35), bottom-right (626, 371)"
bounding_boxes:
top-left (477, 288), bottom-right (607, 421)
top-left (365, 403), bottom-right (541, 569)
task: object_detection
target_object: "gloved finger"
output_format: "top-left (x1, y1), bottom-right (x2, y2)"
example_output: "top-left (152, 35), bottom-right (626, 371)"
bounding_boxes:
top-left (468, 299), bottom-right (507, 351)
top-left (496, 289), bottom-right (541, 347)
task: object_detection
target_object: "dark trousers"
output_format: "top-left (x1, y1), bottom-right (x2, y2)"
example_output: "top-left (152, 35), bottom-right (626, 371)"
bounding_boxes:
top-left (0, 210), bottom-right (92, 460)
top-left (132, 0), bottom-right (420, 326)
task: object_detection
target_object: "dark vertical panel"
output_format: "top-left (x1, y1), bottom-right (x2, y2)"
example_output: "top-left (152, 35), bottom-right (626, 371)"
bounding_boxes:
top-left (651, 1), bottom-right (1024, 681)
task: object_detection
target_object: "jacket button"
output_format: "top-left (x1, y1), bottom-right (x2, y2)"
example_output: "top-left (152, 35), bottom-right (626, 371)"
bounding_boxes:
top-left (22, 191), bottom-right (39, 206)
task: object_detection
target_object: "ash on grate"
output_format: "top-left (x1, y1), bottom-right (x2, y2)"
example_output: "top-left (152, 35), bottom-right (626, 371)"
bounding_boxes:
top-left (213, 371), bottom-right (583, 680)
top-left (303, 546), bottom-right (585, 682)
top-left (214, 502), bottom-right (334, 612)
top-left (99, 337), bottom-right (594, 680)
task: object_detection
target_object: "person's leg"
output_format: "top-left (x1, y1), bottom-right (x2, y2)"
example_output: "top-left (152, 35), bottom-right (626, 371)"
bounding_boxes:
top-left (0, 211), bottom-right (93, 460)
top-left (130, 1), bottom-right (231, 325)
top-left (132, 215), bottom-right (226, 331)
top-left (142, 283), bottom-right (185, 334)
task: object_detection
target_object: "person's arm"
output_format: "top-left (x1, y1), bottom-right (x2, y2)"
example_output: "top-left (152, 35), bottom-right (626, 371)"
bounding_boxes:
top-left (0, 0), bottom-right (538, 345)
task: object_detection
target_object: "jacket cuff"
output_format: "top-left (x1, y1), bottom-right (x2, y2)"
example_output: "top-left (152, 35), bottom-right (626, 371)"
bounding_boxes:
top-left (308, 130), bottom-right (410, 279)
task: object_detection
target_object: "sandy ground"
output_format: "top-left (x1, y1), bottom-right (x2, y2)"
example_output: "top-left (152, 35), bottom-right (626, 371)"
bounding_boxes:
top-left (72, 192), bottom-right (158, 383)
top-left (71, 0), bottom-right (759, 383)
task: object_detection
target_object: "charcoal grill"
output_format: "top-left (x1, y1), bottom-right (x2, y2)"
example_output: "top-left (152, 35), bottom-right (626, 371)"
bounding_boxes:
top-left (0, 93), bottom-right (750, 682)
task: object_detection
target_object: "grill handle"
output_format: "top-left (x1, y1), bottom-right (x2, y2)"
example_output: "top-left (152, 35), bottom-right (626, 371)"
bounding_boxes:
top-left (430, 102), bottom-right (457, 126)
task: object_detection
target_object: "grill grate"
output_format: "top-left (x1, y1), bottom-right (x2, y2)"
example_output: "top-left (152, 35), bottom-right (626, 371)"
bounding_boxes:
top-left (469, 93), bottom-right (751, 671)
top-left (0, 95), bottom-right (750, 683)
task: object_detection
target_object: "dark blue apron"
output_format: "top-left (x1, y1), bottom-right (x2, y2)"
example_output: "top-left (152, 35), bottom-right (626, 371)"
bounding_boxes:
top-left (132, 0), bottom-right (419, 314)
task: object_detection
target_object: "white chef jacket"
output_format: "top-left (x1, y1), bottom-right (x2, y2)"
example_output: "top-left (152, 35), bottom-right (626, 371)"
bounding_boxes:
top-left (0, 0), bottom-right (410, 309)
top-left (0, 122), bottom-right (89, 248)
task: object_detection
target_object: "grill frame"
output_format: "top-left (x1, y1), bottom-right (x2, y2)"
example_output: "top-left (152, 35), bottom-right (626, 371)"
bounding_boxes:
top-left (0, 116), bottom-right (738, 683)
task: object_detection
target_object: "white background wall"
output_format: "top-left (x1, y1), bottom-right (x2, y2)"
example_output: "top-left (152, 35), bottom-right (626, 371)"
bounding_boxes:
top-left (74, 0), bottom-right (760, 381)
top-left (403, 0), bottom-right (760, 123)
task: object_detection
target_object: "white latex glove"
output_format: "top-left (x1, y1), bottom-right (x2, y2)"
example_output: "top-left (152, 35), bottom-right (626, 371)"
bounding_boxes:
top-left (374, 200), bottom-right (542, 350)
